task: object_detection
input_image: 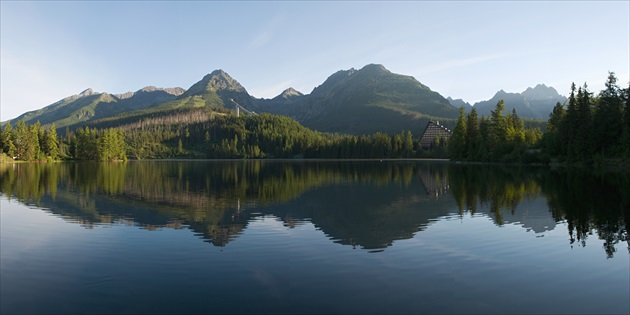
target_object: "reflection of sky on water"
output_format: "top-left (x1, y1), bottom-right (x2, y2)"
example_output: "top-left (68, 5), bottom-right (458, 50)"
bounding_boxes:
top-left (2, 192), bottom-right (628, 315)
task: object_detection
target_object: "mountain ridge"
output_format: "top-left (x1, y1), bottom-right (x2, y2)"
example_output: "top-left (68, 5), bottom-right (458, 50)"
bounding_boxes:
top-left (447, 84), bottom-right (567, 119)
top-left (5, 64), bottom-right (557, 135)
top-left (253, 63), bottom-right (459, 134)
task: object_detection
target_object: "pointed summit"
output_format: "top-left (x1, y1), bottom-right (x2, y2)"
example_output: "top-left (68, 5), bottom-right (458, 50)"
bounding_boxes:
top-left (274, 87), bottom-right (304, 100)
top-left (78, 88), bottom-right (97, 97)
top-left (182, 69), bottom-right (246, 97)
top-left (358, 63), bottom-right (389, 74)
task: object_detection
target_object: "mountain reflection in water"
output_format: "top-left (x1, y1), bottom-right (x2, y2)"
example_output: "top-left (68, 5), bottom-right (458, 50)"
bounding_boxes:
top-left (0, 161), bottom-right (627, 256)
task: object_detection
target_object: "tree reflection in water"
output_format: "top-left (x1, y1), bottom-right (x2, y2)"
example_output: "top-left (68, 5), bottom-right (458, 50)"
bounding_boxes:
top-left (0, 161), bottom-right (627, 256)
top-left (449, 164), bottom-right (629, 258)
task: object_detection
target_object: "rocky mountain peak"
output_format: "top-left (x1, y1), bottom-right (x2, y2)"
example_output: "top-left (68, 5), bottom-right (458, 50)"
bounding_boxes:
top-left (137, 86), bottom-right (185, 96)
top-left (78, 88), bottom-right (97, 97)
top-left (181, 69), bottom-right (247, 98)
top-left (139, 86), bottom-right (158, 93)
top-left (279, 87), bottom-right (303, 98)
top-left (358, 63), bottom-right (388, 74)
top-left (447, 97), bottom-right (472, 108)
top-left (522, 84), bottom-right (563, 100)
top-left (204, 70), bottom-right (243, 91)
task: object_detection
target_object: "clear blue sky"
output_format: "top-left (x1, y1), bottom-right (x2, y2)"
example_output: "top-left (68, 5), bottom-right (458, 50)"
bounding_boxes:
top-left (1, 1), bottom-right (629, 121)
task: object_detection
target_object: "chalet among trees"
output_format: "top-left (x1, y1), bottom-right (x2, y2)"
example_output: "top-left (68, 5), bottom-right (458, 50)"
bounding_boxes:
top-left (419, 121), bottom-right (452, 149)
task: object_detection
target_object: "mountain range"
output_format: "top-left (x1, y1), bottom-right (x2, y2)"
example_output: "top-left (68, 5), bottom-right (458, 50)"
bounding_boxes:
top-left (448, 84), bottom-right (567, 120)
top-left (4, 64), bottom-right (564, 135)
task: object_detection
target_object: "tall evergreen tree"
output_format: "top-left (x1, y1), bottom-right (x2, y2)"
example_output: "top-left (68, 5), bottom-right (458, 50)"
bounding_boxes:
top-left (24, 122), bottom-right (42, 161)
top-left (545, 101), bottom-right (565, 156)
top-left (490, 100), bottom-right (508, 143)
top-left (506, 108), bottom-right (525, 143)
top-left (466, 108), bottom-right (480, 161)
top-left (44, 123), bottom-right (59, 160)
top-left (13, 120), bottom-right (28, 160)
top-left (574, 84), bottom-right (594, 159)
top-left (478, 117), bottom-right (491, 162)
top-left (448, 106), bottom-right (468, 160)
top-left (563, 83), bottom-right (579, 160)
top-left (403, 130), bottom-right (414, 158)
top-left (593, 72), bottom-right (623, 155)
top-left (1, 122), bottom-right (16, 157)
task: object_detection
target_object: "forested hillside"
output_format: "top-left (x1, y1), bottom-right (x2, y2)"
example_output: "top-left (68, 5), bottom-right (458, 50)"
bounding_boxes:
top-left (0, 110), bottom-right (426, 161)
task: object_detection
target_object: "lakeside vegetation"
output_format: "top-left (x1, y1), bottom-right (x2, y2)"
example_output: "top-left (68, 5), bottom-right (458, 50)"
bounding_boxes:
top-left (448, 72), bottom-right (629, 164)
top-left (0, 112), bottom-right (431, 161)
top-left (1, 73), bottom-right (627, 164)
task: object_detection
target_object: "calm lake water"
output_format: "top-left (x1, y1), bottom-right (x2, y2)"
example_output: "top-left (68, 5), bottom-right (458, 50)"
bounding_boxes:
top-left (0, 160), bottom-right (628, 314)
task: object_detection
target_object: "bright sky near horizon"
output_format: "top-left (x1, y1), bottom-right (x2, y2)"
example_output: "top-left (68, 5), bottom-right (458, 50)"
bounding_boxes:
top-left (1, 1), bottom-right (629, 121)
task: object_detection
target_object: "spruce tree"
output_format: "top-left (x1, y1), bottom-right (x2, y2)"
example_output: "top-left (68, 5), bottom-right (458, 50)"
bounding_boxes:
top-left (545, 101), bottom-right (565, 156)
top-left (563, 83), bottom-right (578, 160)
top-left (490, 100), bottom-right (508, 160)
top-left (448, 106), bottom-right (468, 160)
top-left (574, 84), bottom-right (593, 160)
top-left (593, 72), bottom-right (623, 156)
top-left (466, 108), bottom-right (480, 161)
top-left (1, 122), bottom-right (16, 157)
top-left (45, 123), bottom-right (59, 160)
top-left (478, 117), bottom-right (491, 161)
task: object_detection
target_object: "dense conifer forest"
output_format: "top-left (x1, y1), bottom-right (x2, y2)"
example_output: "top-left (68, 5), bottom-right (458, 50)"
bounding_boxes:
top-left (447, 72), bottom-right (629, 164)
top-left (0, 113), bottom-right (424, 161)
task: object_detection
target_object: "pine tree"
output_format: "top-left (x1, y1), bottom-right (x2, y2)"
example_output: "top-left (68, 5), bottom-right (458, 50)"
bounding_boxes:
top-left (1, 122), bottom-right (16, 157)
top-left (545, 101), bottom-right (565, 156)
top-left (506, 108), bottom-right (525, 143)
top-left (45, 123), bottom-right (59, 160)
top-left (593, 72), bottom-right (623, 156)
top-left (478, 117), bottom-right (491, 161)
top-left (13, 121), bottom-right (28, 160)
top-left (448, 106), bottom-right (468, 160)
top-left (563, 83), bottom-right (579, 160)
top-left (403, 130), bottom-right (414, 158)
top-left (574, 84), bottom-right (593, 159)
top-left (25, 122), bottom-right (41, 161)
top-left (489, 100), bottom-right (508, 160)
top-left (466, 108), bottom-right (480, 161)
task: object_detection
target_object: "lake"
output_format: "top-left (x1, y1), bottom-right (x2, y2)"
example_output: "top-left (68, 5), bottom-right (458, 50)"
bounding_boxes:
top-left (0, 160), bottom-right (628, 314)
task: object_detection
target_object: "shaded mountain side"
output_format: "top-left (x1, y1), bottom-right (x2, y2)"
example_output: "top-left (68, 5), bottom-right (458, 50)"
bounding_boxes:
top-left (273, 87), bottom-right (304, 101)
top-left (255, 64), bottom-right (459, 135)
top-left (447, 97), bottom-right (472, 109)
top-left (298, 101), bottom-right (456, 135)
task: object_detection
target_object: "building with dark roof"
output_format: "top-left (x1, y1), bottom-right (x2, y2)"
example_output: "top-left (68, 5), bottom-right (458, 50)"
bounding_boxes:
top-left (419, 121), bottom-right (452, 149)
